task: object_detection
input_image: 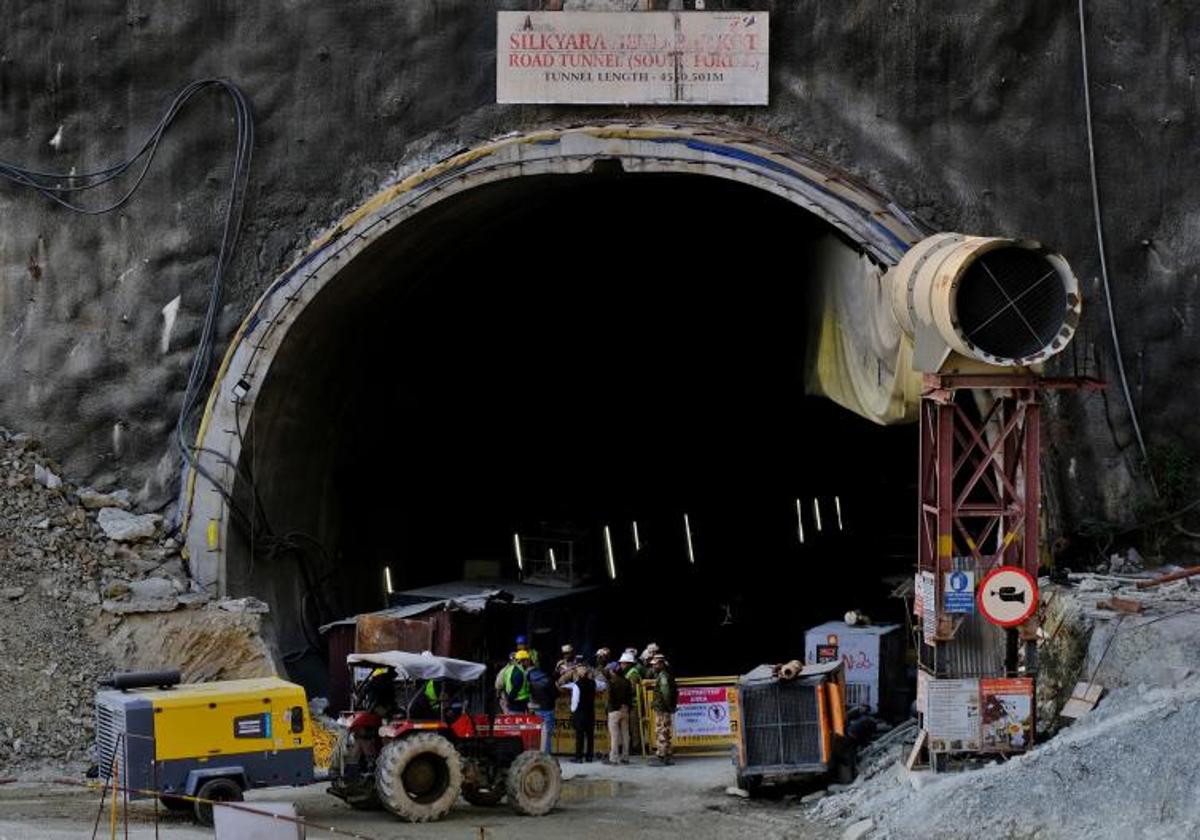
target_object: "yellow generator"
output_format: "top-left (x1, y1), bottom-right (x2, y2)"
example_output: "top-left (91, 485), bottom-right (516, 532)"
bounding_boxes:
top-left (94, 670), bottom-right (314, 824)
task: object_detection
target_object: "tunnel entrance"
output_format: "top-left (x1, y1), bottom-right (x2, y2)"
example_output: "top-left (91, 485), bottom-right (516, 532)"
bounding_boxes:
top-left (224, 169), bottom-right (916, 689)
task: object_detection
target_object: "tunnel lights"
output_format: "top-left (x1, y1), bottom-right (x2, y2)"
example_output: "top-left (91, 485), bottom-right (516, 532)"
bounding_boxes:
top-left (684, 514), bottom-right (696, 564)
top-left (813, 498), bottom-right (823, 532)
top-left (795, 498), bottom-right (806, 544)
top-left (548, 547), bottom-right (557, 572)
top-left (513, 533), bottom-right (524, 572)
top-left (231, 377), bottom-right (251, 402)
top-left (835, 496), bottom-right (844, 531)
top-left (384, 566), bottom-right (394, 595)
top-left (604, 526), bottom-right (616, 580)
top-left (632, 521), bottom-right (641, 552)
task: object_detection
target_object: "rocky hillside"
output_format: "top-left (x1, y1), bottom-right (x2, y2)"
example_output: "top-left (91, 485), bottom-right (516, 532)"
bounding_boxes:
top-left (0, 428), bottom-right (274, 772)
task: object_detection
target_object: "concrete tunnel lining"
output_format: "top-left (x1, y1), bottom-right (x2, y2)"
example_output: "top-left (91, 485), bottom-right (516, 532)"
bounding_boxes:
top-left (175, 121), bottom-right (926, 681)
top-left (181, 123), bottom-right (929, 605)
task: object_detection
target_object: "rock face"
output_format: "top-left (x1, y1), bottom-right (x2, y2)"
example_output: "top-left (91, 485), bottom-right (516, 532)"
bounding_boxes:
top-left (0, 1), bottom-right (1190, 530)
top-left (0, 428), bottom-right (276, 771)
top-left (96, 608), bottom-right (278, 685)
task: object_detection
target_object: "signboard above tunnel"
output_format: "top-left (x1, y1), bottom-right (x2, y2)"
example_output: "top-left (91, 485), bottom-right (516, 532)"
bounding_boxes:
top-left (497, 11), bottom-right (768, 105)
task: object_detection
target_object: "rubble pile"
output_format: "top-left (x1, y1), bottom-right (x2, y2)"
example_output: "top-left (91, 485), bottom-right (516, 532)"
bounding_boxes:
top-left (817, 679), bottom-right (1200, 840)
top-left (813, 575), bottom-right (1200, 840)
top-left (0, 429), bottom-right (274, 771)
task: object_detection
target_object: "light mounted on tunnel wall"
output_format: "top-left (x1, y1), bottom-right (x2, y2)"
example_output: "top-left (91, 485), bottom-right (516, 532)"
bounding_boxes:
top-left (604, 525), bottom-right (616, 580)
top-left (684, 514), bottom-right (696, 564)
top-left (887, 233), bottom-right (1082, 372)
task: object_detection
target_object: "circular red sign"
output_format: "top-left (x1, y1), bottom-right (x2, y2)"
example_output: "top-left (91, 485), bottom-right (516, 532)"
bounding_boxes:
top-left (977, 566), bottom-right (1038, 627)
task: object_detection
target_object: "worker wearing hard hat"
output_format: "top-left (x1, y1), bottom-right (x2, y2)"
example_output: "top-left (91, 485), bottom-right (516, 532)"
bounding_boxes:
top-left (495, 651), bottom-right (517, 714)
top-left (620, 650), bottom-right (643, 753)
top-left (604, 659), bottom-right (633, 765)
top-left (554, 644), bottom-right (576, 678)
top-left (648, 653), bottom-right (676, 766)
top-left (506, 649), bottom-right (533, 712)
top-left (515, 634), bottom-right (540, 668)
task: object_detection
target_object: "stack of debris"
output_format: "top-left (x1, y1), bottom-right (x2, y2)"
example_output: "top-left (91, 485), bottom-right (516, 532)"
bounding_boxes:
top-left (0, 428), bottom-right (275, 771)
top-left (808, 561), bottom-right (1200, 839)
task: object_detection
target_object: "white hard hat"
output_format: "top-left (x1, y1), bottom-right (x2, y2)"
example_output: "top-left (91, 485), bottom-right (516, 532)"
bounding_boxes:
top-left (619, 652), bottom-right (636, 664)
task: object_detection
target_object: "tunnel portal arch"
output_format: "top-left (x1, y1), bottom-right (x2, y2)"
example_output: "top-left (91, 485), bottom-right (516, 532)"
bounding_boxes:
top-left (181, 122), bottom-right (927, 593)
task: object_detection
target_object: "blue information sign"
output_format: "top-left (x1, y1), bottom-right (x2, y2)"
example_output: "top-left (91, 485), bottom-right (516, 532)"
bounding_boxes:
top-left (943, 569), bottom-right (975, 613)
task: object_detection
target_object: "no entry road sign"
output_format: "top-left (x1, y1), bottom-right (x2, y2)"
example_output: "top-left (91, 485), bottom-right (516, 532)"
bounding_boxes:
top-left (978, 566), bottom-right (1038, 627)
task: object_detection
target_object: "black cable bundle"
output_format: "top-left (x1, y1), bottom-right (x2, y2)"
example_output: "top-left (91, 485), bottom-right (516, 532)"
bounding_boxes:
top-left (0, 79), bottom-right (255, 522)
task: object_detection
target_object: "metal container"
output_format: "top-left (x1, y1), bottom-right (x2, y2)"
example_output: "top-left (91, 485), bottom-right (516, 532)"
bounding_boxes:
top-left (734, 661), bottom-right (851, 793)
top-left (804, 621), bottom-right (906, 719)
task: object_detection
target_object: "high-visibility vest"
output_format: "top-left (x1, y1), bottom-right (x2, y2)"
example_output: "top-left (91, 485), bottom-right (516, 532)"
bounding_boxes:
top-left (424, 680), bottom-right (440, 711)
top-left (505, 664), bottom-right (531, 701)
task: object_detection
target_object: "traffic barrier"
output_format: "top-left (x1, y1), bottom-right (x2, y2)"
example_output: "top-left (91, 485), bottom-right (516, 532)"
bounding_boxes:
top-left (638, 676), bottom-right (741, 757)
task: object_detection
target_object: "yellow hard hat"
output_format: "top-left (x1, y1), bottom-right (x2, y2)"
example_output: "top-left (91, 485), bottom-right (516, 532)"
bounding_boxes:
top-left (515, 649), bottom-right (531, 661)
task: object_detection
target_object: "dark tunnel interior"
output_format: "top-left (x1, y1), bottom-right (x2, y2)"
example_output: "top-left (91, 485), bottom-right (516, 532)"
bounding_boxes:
top-left (229, 171), bottom-right (917, 693)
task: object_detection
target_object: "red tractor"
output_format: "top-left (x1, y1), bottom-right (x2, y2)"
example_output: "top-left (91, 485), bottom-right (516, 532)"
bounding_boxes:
top-left (328, 651), bottom-right (561, 822)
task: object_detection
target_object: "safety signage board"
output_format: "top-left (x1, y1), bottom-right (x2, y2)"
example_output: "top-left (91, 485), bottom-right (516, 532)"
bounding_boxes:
top-left (943, 569), bottom-right (975, 613)
top-left (673, 686), bottom-right (735, 739)
top-left (920, 571), bottom-right (937, 645)
top-left (978, 566), bottom-right (1038, 627)
top-left (980, 678), bottom-right (1034, 752)
top-left (925, 678), bottom-right (981, 751)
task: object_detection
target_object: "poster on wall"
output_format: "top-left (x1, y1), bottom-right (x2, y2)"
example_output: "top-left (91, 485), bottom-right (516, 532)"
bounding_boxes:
top-left (920, 571), bottom-right (937, 645)
top-left (497, 11), bottom-right (769, 105)
top-left (925, 677), bottom-right (980, 751)
top-left (979, 678), bottom-right (1034, 752)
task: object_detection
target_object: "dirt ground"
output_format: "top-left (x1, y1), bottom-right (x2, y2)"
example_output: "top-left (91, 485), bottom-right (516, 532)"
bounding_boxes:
top-left (0, 756), bottom-right (835, 840)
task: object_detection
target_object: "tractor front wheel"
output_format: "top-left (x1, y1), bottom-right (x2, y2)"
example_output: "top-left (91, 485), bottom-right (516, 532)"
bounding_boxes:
top-left (375, 733), bottom-right (463, 822)
top-left (506, 751), bottom-right (562, 816)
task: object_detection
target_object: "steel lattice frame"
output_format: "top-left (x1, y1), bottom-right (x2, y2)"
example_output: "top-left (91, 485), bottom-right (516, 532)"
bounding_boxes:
top-left (918, 374), bottom-right (1100, 643)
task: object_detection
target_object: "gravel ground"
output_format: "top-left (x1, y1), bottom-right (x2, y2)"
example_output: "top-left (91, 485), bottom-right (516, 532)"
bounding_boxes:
top-left (0, 756), bottom-right (835, 840)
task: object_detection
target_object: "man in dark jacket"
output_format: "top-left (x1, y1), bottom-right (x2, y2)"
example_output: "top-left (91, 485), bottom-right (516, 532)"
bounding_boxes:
top-left (604, 661), bottom-right (632, 764)
top-left (526, 659), bottom-right (559, 753)
top-left (568, 665), bottom-right (596, 763)
top-left (648, 654), bottom-right (676, 766)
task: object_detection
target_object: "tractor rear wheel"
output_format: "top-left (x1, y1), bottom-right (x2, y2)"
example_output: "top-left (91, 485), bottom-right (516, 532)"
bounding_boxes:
top-left (193, 777), bottom-right (243, 826)
top-left (506, 751), bottom-right (561, 816)
top-left (329, 729), bottom-right (382, 810)
top-left (375, 733), bottom-right (463, 822)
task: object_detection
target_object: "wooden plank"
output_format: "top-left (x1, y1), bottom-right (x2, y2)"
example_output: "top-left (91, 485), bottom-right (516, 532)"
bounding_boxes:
top-left (905, 729), bottom-right (928, 770)
top-left (1060, 681), bottom-right (1104, 719)
top-left (1098, 597), bottom-right (1143, 614)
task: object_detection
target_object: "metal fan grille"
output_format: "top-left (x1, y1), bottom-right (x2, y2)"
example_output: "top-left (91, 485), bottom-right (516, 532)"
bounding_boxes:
top-left (956, 250), bottom-right (1068, 361)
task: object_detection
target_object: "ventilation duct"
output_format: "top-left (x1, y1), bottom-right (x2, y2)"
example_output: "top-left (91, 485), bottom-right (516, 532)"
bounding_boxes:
top-left (886, 233), bottom-right (1081, 372)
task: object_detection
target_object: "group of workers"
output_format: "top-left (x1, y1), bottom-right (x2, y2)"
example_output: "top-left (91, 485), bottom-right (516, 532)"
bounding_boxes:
top-left (495, 637), bottom-right (678, 766)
